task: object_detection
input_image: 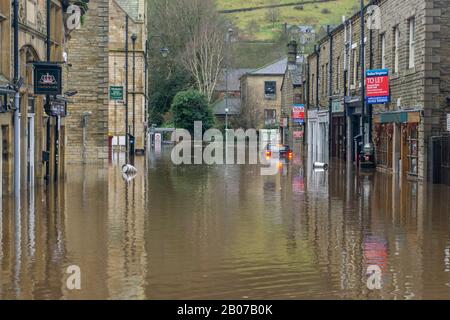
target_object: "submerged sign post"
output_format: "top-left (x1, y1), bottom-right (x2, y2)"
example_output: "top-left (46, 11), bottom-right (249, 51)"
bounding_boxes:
top-left (366, 69), bottom-right (390, 104)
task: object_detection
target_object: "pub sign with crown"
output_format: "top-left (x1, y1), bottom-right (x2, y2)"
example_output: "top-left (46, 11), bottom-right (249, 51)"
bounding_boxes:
top-left (33, 63), bottom-right (62, 95)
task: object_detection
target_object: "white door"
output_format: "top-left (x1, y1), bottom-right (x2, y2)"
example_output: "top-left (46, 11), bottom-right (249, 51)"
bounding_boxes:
top-left (27, 114), bottom-right (35, 187)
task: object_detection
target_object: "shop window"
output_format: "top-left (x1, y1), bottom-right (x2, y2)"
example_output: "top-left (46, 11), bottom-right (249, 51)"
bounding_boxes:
top-left (406, 123), bottom-right (418, 175)
top-left (264, 81), bottom-right (276, 99)
top-left (264, 109), bottom-right (277, 126)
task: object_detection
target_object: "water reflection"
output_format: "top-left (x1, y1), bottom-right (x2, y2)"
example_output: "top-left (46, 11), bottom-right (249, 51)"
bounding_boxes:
top-left (0, 147), bottom-right (450, 299)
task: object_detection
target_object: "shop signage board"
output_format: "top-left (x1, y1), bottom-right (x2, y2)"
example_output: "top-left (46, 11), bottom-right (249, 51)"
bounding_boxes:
top-left (366, 69), bottom-right (390, 104)
top-left (33, 63), bottom-right (62, 95)
top-left (293, 131), bottom-right (303, 139)
top-left (292, 104), bottom-right (305, 124)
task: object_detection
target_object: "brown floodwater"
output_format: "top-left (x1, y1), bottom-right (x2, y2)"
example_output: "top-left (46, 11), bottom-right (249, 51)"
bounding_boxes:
top-left (1, 147), bottom-right (450, 300)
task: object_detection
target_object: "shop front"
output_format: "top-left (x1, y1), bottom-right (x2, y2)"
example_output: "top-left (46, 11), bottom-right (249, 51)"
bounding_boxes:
top-left (374, 110), bottom-right (421, 178)
top-left (331, 97), bottom-right (346, 160)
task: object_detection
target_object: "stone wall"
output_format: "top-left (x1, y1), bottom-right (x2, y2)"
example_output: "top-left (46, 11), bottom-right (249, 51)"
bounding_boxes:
top-left (65, 0), bottom-right (110, 164)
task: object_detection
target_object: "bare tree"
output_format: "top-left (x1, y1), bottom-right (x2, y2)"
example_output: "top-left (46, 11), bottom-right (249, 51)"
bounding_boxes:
top-left (233, 91), bottom-right (263, 130)
top-left (182, 16), bottom-right (226, 103)
top-left (266, 2), bottom-right (281, 28)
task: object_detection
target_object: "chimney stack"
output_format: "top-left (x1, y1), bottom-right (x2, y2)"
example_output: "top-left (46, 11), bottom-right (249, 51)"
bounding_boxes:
top-left (287, 40), bottom-right (298, 65)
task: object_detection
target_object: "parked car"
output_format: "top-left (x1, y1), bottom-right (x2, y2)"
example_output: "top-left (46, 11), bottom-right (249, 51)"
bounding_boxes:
top-left (264, 143), bottom-right (293, 160)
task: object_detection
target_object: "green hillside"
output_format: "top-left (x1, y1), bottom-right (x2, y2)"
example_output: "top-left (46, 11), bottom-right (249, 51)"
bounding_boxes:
top-left (217, 0), bottom-right (360, 41)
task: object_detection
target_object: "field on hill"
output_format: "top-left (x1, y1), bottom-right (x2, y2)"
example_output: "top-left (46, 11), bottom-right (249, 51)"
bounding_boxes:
top-left (217, 0), bottom-right (360, 41)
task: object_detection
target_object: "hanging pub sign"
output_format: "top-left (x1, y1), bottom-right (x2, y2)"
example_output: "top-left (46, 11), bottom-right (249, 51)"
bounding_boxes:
top-left (292, 104), bottom-right (305, 124)
top-left (33, 62), bottom-right (62, 95)
top-left (366, 69), bottom-right (390, 104)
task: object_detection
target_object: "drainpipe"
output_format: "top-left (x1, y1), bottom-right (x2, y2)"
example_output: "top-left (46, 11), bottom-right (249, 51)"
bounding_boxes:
top-left (45, 0), bottom-right (51, 183)
top-left (13, 0), bottom-right (20, 197)
top-left (360, 0), bottom-right (366, 146)
top-left (315, 45), bottom-right (320, 111)
top-left (328, 25), bottom-right (333, 159)
top-left (82, 112), bottom-right (92, 164)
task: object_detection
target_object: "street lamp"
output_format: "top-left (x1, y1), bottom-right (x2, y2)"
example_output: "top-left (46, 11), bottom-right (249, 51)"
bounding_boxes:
top-left (225, 27), bottom-right (233, 135)
top-left (225, 107), bottom-right (229, 132)
top-left (131, 33), bottom-right (137, 143)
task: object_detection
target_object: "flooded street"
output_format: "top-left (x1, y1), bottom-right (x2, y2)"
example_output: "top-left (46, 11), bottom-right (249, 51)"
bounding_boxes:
top-left (1, 147), bottom-right (450, 300)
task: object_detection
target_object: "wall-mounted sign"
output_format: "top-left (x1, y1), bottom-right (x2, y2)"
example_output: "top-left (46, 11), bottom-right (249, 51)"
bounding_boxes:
top-left (33, 63), bottom-right (62, 95)
top-left (332, 99), bottom-right (344, 113)
top-left (293, 131), bottom-right (303, 139)
top-left (366, 69), bottom-right (390, 104)
top-left (447, 114), bottom-right (450, 132)
top-left (292, 104), bottom-right (305, 124)
top-left (109, 86), bottom-right (124, 101)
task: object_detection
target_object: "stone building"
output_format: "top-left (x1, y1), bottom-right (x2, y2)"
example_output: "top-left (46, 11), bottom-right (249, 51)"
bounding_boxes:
top-left (240, 58), bottom-right (287, 130)
top-left (280, 41), bottom-right (306, 154)
top-left (66, 0), bottom-right (147, 164)
top-left (306, 0), bottom-right (450, 182)
top-left (0, 0), bottom-right (77, 195)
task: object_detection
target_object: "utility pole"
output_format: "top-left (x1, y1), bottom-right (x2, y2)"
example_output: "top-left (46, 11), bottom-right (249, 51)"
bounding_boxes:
top-left (125, 15), bottom-right (129, 164)
top-left (13, 0), bottom-right (20, 197)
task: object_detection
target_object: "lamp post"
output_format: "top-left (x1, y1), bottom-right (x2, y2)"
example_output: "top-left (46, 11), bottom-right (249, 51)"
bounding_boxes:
top-left (225, 107), bottom-right (229, 132)
top-left (131, 33), bottom-right (137, 141)
top-left (125, 15), bottom-right (129, 164)
top-left (225, 28), bottom-right (233, 134)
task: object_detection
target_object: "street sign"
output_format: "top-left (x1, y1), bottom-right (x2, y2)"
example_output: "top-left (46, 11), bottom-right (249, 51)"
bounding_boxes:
top-left (366, 69), bottom-right (390, 104)
top-left (292, 104), bottom-right (305, 124)
top-left (50, 101), bottom-right (67, 117)
top-left (109, 86), bottom-right (124, 101)
top-left (33, 63), bottom-right (62, 95)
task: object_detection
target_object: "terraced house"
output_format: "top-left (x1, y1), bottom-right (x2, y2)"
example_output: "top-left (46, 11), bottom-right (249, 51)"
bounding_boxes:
top-left (0, 0), bottom-right (87, 195)
top-left (306, 0), bottom-right (450, 183)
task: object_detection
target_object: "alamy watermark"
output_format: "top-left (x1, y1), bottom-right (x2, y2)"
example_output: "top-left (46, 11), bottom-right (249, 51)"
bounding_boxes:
top-left (170, 121), bottom-right (281, 176)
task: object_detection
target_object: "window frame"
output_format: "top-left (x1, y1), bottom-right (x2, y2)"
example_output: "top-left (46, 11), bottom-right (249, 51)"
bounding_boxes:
top-left (264, 81), bottom-right (277, 100)
top-left (408, 17), bottom-right (416, 69)
top-left (393, 25), bottom-right (400, 73)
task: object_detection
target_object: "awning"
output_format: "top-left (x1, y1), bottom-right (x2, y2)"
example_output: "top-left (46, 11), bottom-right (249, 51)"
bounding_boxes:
top-left (374, 110), bottom-right (421, 124)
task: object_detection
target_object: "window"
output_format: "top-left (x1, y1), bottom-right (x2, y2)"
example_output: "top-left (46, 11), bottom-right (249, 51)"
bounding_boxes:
top-left (380, 33), bottom-right (386, 69)
top-left (352, 48), bottom-right (358, 87)
top-left (264, 109), bottom-right (277, 126)
top-left (408, 17), bottom-right (415, 69)
top-left (311, 73), bottom-right (315, 103)
top-left (336, 56), bottom-right (340, 92)
top-left (264, 81), bottom-right (276, 99)
top-left (325, 63), bottom-right (329, 97)
top-left (406, 124), bottom-right (418, 175)
top-left (321, 65), bottom-right (325, 95)
top-left (393, 26), bottom-right (400, 73)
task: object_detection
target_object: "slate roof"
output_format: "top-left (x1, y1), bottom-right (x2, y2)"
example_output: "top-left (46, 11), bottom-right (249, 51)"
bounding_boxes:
top-left (247, 58), bottom-right (288, 76)
top-left (212, 97), bottom-right (241, 115)
top-left (216, 69), bottom-right (253, 92)
top-left (114, 0), bottom-right (142, 21)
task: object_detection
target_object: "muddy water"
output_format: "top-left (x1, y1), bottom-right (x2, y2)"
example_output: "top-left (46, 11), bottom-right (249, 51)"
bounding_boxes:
top-left (0, 147), bottom-right (450, 299)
